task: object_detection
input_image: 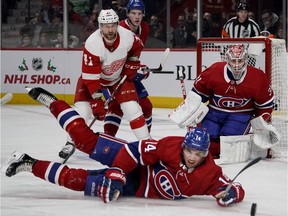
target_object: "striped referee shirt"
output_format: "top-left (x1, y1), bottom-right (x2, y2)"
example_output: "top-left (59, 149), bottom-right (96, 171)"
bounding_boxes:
top-left (222, 17), bottom-right (261, 38)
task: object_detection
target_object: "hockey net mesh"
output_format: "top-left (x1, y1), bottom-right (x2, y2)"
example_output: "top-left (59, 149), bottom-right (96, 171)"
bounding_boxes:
top-left (197, 38), bottom-right (287, 160)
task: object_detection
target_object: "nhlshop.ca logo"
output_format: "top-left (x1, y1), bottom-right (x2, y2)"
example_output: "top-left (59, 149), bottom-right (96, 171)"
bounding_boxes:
top-left (4, 58), bottom-right (71, 85)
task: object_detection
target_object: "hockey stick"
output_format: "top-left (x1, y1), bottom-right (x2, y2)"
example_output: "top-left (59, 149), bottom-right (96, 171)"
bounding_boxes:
top-left (178, 67), bottom-right (195, 131)
top-left (88, 75), bottom-right (127, 128)
top-left (178, 67), bottom-right (187, 100)
top-left (150, 48), bottom-right (170, 72)
top-left (215, 157), bottom-right (262, 199)
top-left (0, 93), bottom-right (13, 105)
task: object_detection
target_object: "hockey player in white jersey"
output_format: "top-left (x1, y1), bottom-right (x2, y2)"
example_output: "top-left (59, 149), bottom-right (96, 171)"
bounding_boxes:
top-left (59, 9), bottom-right (151, 163)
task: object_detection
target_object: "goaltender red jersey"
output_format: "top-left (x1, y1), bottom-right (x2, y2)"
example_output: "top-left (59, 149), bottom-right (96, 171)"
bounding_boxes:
top-left (193, 62), bottom-right (274, 117)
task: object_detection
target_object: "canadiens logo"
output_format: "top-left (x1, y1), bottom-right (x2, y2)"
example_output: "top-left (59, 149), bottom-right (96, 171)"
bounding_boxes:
top-left (214, 96), bottom-right (250, 108)
top-left (154, 170), bottom-right (182, 199)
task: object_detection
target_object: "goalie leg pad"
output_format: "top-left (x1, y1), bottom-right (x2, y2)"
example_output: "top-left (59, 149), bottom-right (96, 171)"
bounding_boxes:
top-left (219, 135), bottom-right (253, 164)
top-left (168, 91), bottom-right (208, 127)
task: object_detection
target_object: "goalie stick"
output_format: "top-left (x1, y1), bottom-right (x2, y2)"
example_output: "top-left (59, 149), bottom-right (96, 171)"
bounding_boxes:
top-left (178, 67), bottom-right (187, 100)
top-left (215, 157), bottom-right (262, 199)
top-left (150, 48), bottom-right (170, 72)
top-left (0, 93), bottom-right (13, 105)
top-left (178, 67), bottom-right (195, 131)
top-left (88, 75), bottom-right (127, 128)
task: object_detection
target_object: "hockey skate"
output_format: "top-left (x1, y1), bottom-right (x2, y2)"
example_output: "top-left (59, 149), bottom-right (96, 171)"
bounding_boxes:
top-left (25, 86), bottom-right (58, 108)
top-left (59, 142), bottom-right (76, 164)
top-left (1, 151), bottom-right (37, 177)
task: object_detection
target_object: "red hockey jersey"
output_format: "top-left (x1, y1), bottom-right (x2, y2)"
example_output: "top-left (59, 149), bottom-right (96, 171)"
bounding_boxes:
top-left (112, 136), bottom-right (241, 199)
top-left (193, 62), bottom-right (274, 117)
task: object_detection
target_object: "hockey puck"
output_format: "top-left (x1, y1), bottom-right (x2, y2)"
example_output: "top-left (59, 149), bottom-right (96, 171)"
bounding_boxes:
top-left (250, 203), bottom-right (257, 216)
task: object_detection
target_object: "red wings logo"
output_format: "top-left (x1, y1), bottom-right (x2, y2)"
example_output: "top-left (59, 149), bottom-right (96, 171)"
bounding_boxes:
top-left (102, 57), bottom-right (126, 76)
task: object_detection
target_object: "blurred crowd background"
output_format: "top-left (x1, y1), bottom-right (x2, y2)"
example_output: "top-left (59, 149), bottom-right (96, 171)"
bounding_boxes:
top-left (1, 0), bottom-right (287, 49)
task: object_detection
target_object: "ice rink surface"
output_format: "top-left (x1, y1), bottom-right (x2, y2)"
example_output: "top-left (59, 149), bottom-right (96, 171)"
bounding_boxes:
top-left (1, 105), bottom-right (287, 216)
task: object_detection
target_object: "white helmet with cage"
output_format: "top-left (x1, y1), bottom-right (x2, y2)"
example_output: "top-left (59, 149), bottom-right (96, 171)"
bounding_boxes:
top-left (225, 44), bottom-right (248, 80)
top-left (98, 9), bottom-right (119, 25)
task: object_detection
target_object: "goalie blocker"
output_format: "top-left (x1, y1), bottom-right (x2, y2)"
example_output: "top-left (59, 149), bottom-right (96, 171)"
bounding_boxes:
top-left (168, 91), bottom-right (208, 127)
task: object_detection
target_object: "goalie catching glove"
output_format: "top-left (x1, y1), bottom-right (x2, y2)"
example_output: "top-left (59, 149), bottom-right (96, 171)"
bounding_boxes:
top-left (168, 91), bottom-right (208, 127)
top-left (97, 167), bottom-right (126, 203)
top-left (250, 115), bottom-right (281, 149)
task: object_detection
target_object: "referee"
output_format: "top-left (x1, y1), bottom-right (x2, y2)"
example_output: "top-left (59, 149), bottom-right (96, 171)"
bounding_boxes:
top-left (222, 3), bottom-right (260, 38)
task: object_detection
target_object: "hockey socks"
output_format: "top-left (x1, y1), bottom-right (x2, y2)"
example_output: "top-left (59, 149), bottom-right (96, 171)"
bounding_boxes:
top-left (32, 160), bottom-right (88, 191)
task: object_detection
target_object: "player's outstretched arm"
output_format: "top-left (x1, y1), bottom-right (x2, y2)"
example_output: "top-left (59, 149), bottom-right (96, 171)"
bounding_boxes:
top-left (215, 182), bottom-right (245, 207)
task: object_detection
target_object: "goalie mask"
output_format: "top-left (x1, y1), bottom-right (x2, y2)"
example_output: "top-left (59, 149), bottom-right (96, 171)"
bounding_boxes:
top-left (182, 128), bottom-right (210, 157)
top-left (225, 44), bottom-right (248, 80)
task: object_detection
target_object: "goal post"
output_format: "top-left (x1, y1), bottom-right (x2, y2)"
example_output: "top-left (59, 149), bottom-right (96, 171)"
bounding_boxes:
top-left (196, 37), bottom-right (287, 160)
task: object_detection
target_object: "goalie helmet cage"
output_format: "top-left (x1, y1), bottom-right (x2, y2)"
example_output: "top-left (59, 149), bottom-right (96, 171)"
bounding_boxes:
top-left (197, 37), bottom-right (287, 160)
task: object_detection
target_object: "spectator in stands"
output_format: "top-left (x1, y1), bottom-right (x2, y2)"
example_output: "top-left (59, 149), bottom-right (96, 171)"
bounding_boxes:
top-left (275, 26), bottom-right (283, 39)
top-left (260, 9), bottom-right (280, 36)
top-left (248, 11), bottom-right (256, 21)
top-left (53, 31), bottom-right (79, 48)
top-left (36, 28), bottom-right (53, 48)
top-left (40, 0), bottom-right (56, 26)
top-left (171, 14), bottom-right (195, 48)
top-left (68, 1), bottom-right (82, 44)
top-left (149, 15), bottom-right (159, 27)
top-left (203, 12), bottom-right (219, 37)
top-left (79, 2), bottom-right (99, 44)
top-left (50, 11), bottom-right (63, 39)
top-left (185, 11), bottom-right (197, 40)
top-left (222, 2), bottom-right (260, 38)
top-left (68, 0), bottom-right (90, 16)
top-left (146, 15), bottom-right (167, 48)
top-left (149, 19), bottom-right (166, 43)
top-left (111, 0), bottom-right (127, 20)
top-left (20, 33), bottom-right (33, 48)
top-left (68, 1), bottom-right (82, 24)
top-left (26, 11), bottom-right (50, 46)
top-left (51, 0), bottom-right (63, 11)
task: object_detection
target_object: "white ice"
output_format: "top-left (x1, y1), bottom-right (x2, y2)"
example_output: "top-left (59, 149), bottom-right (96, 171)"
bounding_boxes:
top-left (0, 105), bottom-right (287, 216)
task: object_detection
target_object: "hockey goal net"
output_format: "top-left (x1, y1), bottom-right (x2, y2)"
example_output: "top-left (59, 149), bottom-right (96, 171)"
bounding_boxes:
top-left (197, 37), bottom-right (287, 160)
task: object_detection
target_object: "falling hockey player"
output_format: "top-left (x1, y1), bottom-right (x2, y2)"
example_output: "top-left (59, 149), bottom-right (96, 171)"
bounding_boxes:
top-left (2, 86), bottom-right (245, 207)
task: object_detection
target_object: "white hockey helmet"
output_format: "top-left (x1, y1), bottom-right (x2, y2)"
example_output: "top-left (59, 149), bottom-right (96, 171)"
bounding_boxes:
top-left (225, 44), bottom-right (248, 80)
top-left (98, 9), bottom-right (119, 24)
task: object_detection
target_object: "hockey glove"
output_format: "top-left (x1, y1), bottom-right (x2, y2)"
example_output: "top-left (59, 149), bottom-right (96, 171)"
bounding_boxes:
top-left (90, 98), bottom-right (106, 121)
top-left (97, 167), bottom-right (126, 203)
top-left (122, 60), bottom-right (141, 81)
top-left (216, 183), bottom-right (244, 207)
top-left (134, 66), bottom-right (150, 82)
top-left (250, 115), bottom-right (281, 149)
